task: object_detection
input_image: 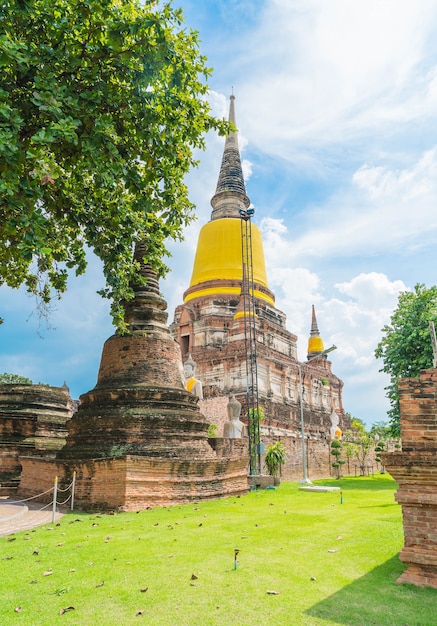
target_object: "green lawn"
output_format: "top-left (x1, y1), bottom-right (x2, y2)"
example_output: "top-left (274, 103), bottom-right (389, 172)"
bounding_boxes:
top-left (1, 474), bottom-right (436, 625)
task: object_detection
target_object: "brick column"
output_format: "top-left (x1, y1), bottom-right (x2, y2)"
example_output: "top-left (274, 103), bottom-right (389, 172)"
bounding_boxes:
top-left (383, 369), bottom-right (437, 589)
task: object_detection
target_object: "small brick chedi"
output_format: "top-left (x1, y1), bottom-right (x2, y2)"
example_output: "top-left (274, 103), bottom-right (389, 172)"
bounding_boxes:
top-left (383, 369), bottom-right (437, 589)
top-left (19, 244), bottom-right (249, 510)
top-left (0, 384), bottom-right (72, 495)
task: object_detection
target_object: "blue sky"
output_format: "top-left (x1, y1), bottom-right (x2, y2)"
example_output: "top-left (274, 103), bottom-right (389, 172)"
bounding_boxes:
top-left (1, 0), bottom-right (437, 427)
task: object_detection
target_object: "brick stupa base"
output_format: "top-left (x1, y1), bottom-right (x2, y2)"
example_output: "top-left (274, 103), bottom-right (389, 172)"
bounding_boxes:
top-left (19, 442), bottom-right (248, 511)
top-left (19, 245), bottom-right (249, 510)
top-left (383, 368), bottom-right (437, 589)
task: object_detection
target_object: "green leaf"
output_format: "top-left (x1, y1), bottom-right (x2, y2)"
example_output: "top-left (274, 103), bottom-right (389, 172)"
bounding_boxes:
top-left (0, 0), bottom-right (231, 329)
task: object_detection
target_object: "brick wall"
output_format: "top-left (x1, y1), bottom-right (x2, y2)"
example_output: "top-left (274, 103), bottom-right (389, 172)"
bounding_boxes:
top-left (19, 454), bottom-right (249, 511)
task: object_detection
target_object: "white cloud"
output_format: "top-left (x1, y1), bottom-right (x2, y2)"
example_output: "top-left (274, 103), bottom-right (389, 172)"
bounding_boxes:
top-left (230, 0), bottom-right (437, 165)
top-left (353, 148), bottom-right (437, 201)
top-left (261, 148), bottom-right (437, 263)
top-left (335, 273), bottom-right (408, 309)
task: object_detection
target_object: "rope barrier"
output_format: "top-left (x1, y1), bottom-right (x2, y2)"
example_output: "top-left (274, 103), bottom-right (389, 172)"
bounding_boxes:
top-left (51, 472), bottom-right (76, 522)
top-left (56, 478), bottom-right (76, 493)
top-left (5, 487), bottom-right (55, 505)
top-left (38, 501), bottom-right (53, 512)
top-left (56, 494), bottom-right (72, 506)
top-left (1, 471), bottom-right (77, 525)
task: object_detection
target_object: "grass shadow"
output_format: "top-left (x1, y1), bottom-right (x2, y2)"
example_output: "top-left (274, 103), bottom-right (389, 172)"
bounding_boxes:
top-left (305, 555), bottom-right (437, 626)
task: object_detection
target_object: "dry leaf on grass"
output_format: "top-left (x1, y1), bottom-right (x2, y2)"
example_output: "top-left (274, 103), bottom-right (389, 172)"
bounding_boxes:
top-left (59, 606), bottom-right (75, 615)
top-left (266, 590), bottom-right (281, 595)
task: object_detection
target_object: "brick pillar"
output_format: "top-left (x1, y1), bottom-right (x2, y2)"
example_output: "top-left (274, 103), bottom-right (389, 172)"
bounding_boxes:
top-left (383, 369), bottom-right (437, 589)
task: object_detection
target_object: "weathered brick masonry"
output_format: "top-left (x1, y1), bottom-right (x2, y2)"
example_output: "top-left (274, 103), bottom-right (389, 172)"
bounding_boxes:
top-left (383, 368), bottom-right (437, 589)
top-left (0, 384), bottom-right (72, 496)
top-left (18, 251), bottom-right (250, 510)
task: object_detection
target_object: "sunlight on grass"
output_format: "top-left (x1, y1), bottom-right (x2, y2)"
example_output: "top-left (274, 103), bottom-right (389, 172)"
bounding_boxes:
top-left (1, 475), bottom-right (436, 625)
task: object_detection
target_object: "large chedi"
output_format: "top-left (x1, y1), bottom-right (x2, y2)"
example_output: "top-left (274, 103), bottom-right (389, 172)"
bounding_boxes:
top-left (18, 243), bottom-right (249, 510)
top-left (171, 96), bottom-right (347, 464)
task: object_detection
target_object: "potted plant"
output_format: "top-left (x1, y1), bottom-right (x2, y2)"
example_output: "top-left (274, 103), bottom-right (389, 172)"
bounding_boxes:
top-left (264, 441), bottom-right (287, 485)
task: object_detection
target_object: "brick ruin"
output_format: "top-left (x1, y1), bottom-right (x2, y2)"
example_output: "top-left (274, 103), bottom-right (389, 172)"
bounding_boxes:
top-left (383, 368), bottom-right (437, 589)
top-left (0, 384), bottom-right (73, 496)
top-left (18, 248), bottom-right (249, 510)
top-left (170, 95), bottom-right (349, 475)
top-left (2, 95), bottom-right (353, 507)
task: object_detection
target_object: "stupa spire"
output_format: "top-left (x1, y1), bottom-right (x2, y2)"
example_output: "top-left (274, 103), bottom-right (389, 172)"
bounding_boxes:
top-left (307, 305), bottom-right (325, 359)
top-left (182, 95), bottom-right (275, 308)
top-left (210, 95), bottom-right (250, 220)
top-left (123, 241), bottom-right (168, 334)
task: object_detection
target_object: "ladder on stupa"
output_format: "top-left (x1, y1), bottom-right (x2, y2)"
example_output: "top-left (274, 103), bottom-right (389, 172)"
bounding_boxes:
top-left (239, 208), bottom-right (261, 478)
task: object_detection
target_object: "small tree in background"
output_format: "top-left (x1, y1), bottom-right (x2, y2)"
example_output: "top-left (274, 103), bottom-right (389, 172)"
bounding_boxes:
top-left (264, 441), bottom-right (287, 480)
top-left (344, 416), bottom-right (374, 476)
top-left (374, 440), bottom-right (387, 474)
top-left (370, 420), bottom-right (391, 440)
top-left (353, 434), bottom-right (374, 476)
top-left (330, 439), bottom-right (345, 479)
top-left (0, 372), bottom-right (32, 384)
top-left (343, 441), bottom-right (355, 475)
top-left (350, 417), bottom-right (367, 435)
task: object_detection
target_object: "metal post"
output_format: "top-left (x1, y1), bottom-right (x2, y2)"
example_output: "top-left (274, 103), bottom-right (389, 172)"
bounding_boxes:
top-left (71, 471), bottom-right (76, 511)
top-left (298, 365), bottom-right (310, 485)
top-left (239, 207), bottom-right (261, 480)
top-left (298, 345), bottom-right (337, 485)
top-left (52, 476), bottom-right (58, 524)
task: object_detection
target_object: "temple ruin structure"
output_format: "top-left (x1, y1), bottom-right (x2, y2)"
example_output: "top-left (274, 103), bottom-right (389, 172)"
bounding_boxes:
top-left (383, 368), bottom-right (437, 589)
top-left (18, 246), bottom-right (249, 510)
top-left (171, 95), bottom-right (349, 477)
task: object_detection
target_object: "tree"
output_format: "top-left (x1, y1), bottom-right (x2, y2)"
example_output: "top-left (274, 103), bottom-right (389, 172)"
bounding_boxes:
top-left (375, 284), bottom-right (437, 437)
top-left (0, 372), bottom-right (32, 384)
top-left (330, 439), bottom-right (345, 479)
top-left (350, 416), bottom-right (366, 435)
top-left (369, 420), bottom-right (391, 440)
top-left (0, 0), bottom-right (229, 330)
top-left (343, 441), bottom-right (355, 475)
top-left (374, 439), bottom-right (387, 474)
top-left (352, 433), bottom-right (374, 476)
top-left (344, 416), bottom-right (374, 476)
top-left (264, 441), bottom-right (287, 479)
